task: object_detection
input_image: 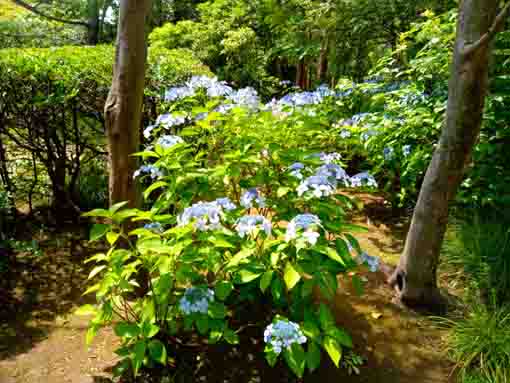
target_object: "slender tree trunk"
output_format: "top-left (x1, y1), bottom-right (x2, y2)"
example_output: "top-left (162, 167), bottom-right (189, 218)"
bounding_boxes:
top-left (87, 0), bottom-right (100, 45)
top-left (105, 0), bottom-right (151, 208)
top-left (389, 0), bottom-right (509, 310)
top-left (317, 38), bottom-right (329, 83)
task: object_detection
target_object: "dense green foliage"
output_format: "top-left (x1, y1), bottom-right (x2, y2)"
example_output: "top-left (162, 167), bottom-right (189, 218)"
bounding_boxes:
top-left (0, 45), bottom-right (211, 211)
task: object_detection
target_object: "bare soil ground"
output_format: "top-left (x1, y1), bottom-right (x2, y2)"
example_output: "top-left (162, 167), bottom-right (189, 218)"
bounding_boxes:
top-left (0, 195), bottom-right (454, 383)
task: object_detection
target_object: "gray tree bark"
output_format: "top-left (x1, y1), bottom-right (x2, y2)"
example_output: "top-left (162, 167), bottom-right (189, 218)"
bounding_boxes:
top-left (389, 0), bottom-right (510, 310)
top-left (105, 0), bottom-right (152, 207)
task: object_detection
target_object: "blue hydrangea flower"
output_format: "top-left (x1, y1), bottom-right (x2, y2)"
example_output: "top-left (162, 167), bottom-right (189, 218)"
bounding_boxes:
top-left (240, 188), bottom-right (266, 209)
top-left (280, 80), bottom-right (293, 86)
top-left (179, 287), bottom-right (215, 315)
top-left (165, 86), bottom-right (195, 102)
top-left (187, 75), bottom-right (216, 90)
top-left (297, 175), bottom-right (336, 198)
top-left (143, 124), bottom-right (157, 139)
top-left (285, 214), bottom-right (321, 245)
top-left (340, 130), bottom-right (352, 138)
top-left (225, 87), bottom-right (260, 111)
top-left (207, 81), bottom-right (233, 98)
top-left (215, 197), bottom-right (237, 211)
top-left (156, 113), bottom-right (187, 129)
top-left (403, 145), bottom-right (412, 157)
top-left (351, 113), bottom-right (371, 125)
top-left (288, 162), bottom-right (305, 179)
top-left (361, 129), bottom-right (379, 142)
top-left (383, 147), bottom-right (395, 161)
top-left (349, 172), bottom-right (378, 188)
top-left (194, 112), bottom-right (208, 121)
top-left (264, 320), bottom-right (307, 355)
top-left (357, 252), bottom-right (380, 272)
top-left (178, 201), bottom-right (225, 231)
top-left (235, 215), bottom-right (272, 238)
top-left (133, 165), bottom-right (163, 179)
top-left (315, 164), bottom-right (350, 186)
top-left (144, 222), bottom-right (164, 232)
top-left (215, 103), bottom-right (235, 114)
top-left (157, 135), bottom-right (184, 149)
top-left (320, 152), bottom-right (342, 164)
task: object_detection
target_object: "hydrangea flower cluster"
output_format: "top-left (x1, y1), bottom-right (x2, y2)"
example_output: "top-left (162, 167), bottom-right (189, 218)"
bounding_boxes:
top-left (288, 162), bottom-right (305, 179)
top-left (133, 164), bottom-right (163, 179)
top-left (357, 252), bottom-right (380, 272)
top-left (157, 135), bottom-right (184, 149)
top-left (297, 174), bottom-right (336, 198)
top-left (315, 163), bottom-right (350, 186)
top-left (226, 87), bottom-right (260, 111)
top-left (215, 197), bottom-right (237, 211)
top-left (164, 75), bottom-right (233, 103)
top-left (340, 130), bottom-right (352, 139)
top-left (165, 86), bottom-right (195, 102)
top-left (264, 320), bottom-right (307, 355)
top-left (285, 214), bottom-right (321, 245)
top-left (240, 188), bottom-right (266, 209)
top-left (403, 144), bottom-right (412, 157)
top-left (179, 287), bottom-right (215, 315)
top-left (144, 222), bottom-right (164, 232)
top-left (235, 215), bottom-right (272, 238)
top-left (350, 172), bottom-right (378, 188)
top-left (178, 201), bottom-right (224, 231)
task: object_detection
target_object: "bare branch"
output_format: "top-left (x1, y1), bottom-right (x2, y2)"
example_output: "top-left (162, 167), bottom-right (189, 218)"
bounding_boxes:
top-left (463, 1), bottom-right (510, 56)
top-left (10, 0), bottom-right (89, 27)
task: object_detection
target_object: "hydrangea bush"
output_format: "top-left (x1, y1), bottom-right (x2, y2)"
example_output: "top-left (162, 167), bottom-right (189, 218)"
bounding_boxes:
top-left (81, 76), bottom-right (383, 379)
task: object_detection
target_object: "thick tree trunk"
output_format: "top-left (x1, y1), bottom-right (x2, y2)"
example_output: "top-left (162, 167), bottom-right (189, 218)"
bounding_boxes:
top-left (105, 0), bottom-right (151, 208)
top-left (317, 39), bottom-right (329, 83)
top-left (389, 0), bottom-right (507, 310)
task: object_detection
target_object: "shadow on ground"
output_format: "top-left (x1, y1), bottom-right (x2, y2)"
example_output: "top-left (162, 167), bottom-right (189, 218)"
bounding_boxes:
top-left (0, 214), bottom-right (100, 360)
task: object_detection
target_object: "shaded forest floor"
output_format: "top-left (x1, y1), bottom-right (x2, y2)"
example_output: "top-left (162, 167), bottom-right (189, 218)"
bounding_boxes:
top-left (0, 194), bottom-right (455, 383)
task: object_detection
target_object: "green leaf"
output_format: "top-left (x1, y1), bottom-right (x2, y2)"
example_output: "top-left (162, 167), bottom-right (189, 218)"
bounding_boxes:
top-left (351, 274), bottom-right (365, 296)
top-left (132, 340), bottom-right (146, 376)
top-left (208, 235), bottom-right (234, 248)
top-left (277, 186), bottom-right (291, 198)
top-left (88, 265), bottom-right (106, 280)
top-left (148, 339), bottom-right (167, 365)
top-left (90, 224), bottom-right (110, 241)
top-left (265, 350), bottom-right (279, 367)
top-left (141, 322), bottom-right (159, 338)
top-left (75, 304), bottom-right (97, 316)
top-left (318, 271), bottom-right (337, 300)
top-left (215, 281), bottom-right (233, 301)
top-left (208, 301), bottom-right (227, 319)
top-left (283, 262), bottom-right (301, 291)
top-left (224, 328), bottom-right (239, 345)
top-left (271, 277), bottom-right (284, 301)
top-left (302, 319), bottom-right (321, 340)
top-left (327, 327), bottom-right (353, 348)
top-left (317, 246), bottom-right (345, 265)
top-left (259, 270), bottom-right (273, 293)
top-left (153, 273), bottom-right (173, 299)
top-left (301, 279), bottom-right (314, 298)
top-left (236, 269), bottom-right (262, 284)
top-left (196, 316), bottom-right (209, 335)
top-left (106, 231), bottom-right (120, 246)
top-left (144, 181), bottom-right (168, 200)
top-left (86, 325), bottom-right (98, 345)
top-left (114, 322), bottom-right (140, 338)
top-left (318, 304), bottom-right (335, 331)
top-left (110, 201), bottom-right (129, 215)
top-left (112, 209), bottom-right (139, 223)
top-left (82, 208), bottom-right (111, 218)
top-left (283, 343), bottom-right (306, 378)
top-left (306, 342), bottom-right (321, 372)
top-left (322, 336), bottom-right (342, 367)
top-left (227, 247), bottom-right (255, 268)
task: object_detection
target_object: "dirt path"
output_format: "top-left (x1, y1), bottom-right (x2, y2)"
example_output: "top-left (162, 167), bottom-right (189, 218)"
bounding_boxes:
top-left (0, 197), bottom-right (454, 383)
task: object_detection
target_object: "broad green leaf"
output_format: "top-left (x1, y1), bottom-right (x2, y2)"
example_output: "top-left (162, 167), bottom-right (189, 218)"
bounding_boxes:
top-left (265, 350), bottom-right (279, 367)
top-left (323, 336), bottom-right (342, 367)
top-left (259, 270), bottom-right (273, 293)
top-left (88, 265), bottom-right (106, 280)
top-left (148, 339), bottom-right (167, 365)
top-left (302, 319), bottom-right (321, 340)
top-left (352, 274), bottom-right (365, 296)
top-left (283, 343), bottom-right (306, 378)
top-left (141, 322), bottom-right (159, 338)
top-left (132, 340), bottom-right (146, 376)
top-left (112, 209), bottom-right (139, 223)
top-left (317, 246), bottom-right (345, 265)
top-left (271, 277), bottom-right (284, 301)
top-left (227, 247), bottom-right (255, 268)
top-left (75, 304), bottom-right (97, 316)
top-left (215, 281), bottom-right (233, 301)
top-left (82, 208), bottom-right (111, 218)
top-left (114, 322), bottom-right (140, 338)
top-left (283, 262), bottom-right (301, 291)
top-left (196, 316), bottom-right (209, 335)
top-left (153, 273), bottom-right (173, 299)
top-left (224, 328), bottom-right (239, 345)
top-left (106, 231), bottom-right (120, 246)
top-left (208, 301), bottom-right (227, 319)
top-left (277, 186), bottom-right (291, 197)
top-left (208, 235), bottom-right (234, 248)
top-left (306, 342), bottom-right (321, 372)
top-left (318, 304), bottom-right (335, 331)
top-left (110, 201), bottom-right (129, 215)
top-left (236, 269), bottom-right (262, 284)
top-left (90, 224), bottom-right (110, 241)
top-left (144, 181), bottom-right (168, 200)
top-left (327, 327), bottom-right (353, 348)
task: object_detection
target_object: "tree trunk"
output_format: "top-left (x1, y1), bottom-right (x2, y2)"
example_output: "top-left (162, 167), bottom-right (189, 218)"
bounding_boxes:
top-left (87, 0), bottom-right (100, 45)
top-left (317, 39), bottom-right (329, 83)
top-left (389, 0), bottom-right (507, 310)
top-left (105, 0), bottom-right (151, 208)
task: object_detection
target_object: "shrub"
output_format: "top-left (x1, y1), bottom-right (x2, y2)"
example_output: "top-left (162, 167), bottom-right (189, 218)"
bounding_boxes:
top-left (0, 45), bottom-right (211, 212)
top-left (81, 77), bottom-right (382, 379)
